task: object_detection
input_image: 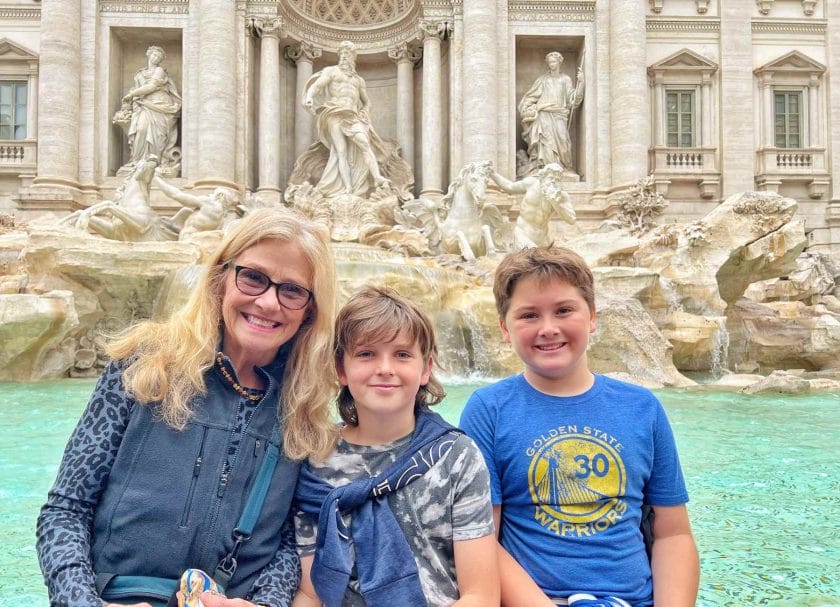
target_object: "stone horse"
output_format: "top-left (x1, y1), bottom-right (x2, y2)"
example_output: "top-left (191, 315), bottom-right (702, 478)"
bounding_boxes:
top-left (435, 161), bottom-right (503, 260)
top-left (62, 155), bottom-right (177, 241)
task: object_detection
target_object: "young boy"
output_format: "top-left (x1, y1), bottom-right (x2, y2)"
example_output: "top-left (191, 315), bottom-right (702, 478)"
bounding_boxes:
top-left (292, 286), bottom-right (499, 607)
top-left (460, 245), bottom-right (699, 607)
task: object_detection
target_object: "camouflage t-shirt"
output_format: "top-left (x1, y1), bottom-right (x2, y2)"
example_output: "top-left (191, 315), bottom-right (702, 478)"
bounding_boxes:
top-left (294, 429), bottom-right (494, 607)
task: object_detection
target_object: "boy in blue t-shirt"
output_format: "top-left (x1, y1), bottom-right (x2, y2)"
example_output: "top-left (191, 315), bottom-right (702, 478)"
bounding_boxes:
top-left (460, 245), bottom-right (699, 607)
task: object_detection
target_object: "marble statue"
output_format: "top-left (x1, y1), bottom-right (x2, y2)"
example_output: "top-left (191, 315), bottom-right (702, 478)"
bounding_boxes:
top-left (301, 40), bottom-right (392, 197)
top-left (399, 161), bottom-right (504, 261)
top-left (61, 155), bottom-right (178, 241)
top-left (154, 175), bottom-right (240, 240)
top-left (113, 45), bottom-right (182, 177)
top-left (490, 163), bottom-right (576, 248)
top-left (518, 51), bottom-right (584, 176)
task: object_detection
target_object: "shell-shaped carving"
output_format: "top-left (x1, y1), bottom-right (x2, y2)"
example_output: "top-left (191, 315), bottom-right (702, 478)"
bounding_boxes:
top-left (290, 0), bottom-right (414, 26)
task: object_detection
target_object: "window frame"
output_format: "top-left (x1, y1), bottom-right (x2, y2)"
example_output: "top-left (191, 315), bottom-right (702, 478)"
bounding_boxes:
top-left (665, 88), bottom-right (697, 149)
top-left (0, 79), bottom-right (28, 140)
top-left (773, 89), bottom-right (803, 149)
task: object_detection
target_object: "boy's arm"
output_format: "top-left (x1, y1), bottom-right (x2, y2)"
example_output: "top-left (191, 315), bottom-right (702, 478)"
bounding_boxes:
top-left (650, 504), bottom-right (699, 607)
top-left (452, 535), bottom-right (500, 606)
top-left (493, 507), bottom-right (555, 607)
top-left (291, 555), bottom-right (321, 607)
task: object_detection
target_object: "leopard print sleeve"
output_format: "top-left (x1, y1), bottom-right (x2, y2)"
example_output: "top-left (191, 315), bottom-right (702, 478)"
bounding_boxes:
top-left (248, 515), bottom-right (301, 607)
top-left (35, 361), bottom-right (134, 607)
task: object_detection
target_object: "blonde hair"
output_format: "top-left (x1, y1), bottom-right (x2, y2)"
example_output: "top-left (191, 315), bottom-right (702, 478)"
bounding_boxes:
top-left (109, 207), bottom-right (338, 460)
top-left (493, 244), bottom-right (595, 319)
top-left (334, 286), bottom-right (445, 426)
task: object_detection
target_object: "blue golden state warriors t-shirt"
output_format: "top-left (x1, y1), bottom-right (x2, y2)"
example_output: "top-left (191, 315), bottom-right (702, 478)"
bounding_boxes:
top-left (460, 374), bottom-right (688, 606)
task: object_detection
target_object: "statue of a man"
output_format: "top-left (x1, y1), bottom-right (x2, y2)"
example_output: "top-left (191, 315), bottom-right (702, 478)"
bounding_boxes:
top-left (153, 176), bottom-right (240, 240)
top-left (302, 41), bottom-right (391, 197)
top-left (114, 45), bottom-right (182, 176)
top-left (518, 51), bottom-right (584, 174)
top-left (490, 163), bottom-right (575, 249)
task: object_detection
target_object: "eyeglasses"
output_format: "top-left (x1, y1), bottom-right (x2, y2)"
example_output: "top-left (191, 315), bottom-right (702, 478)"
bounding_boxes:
top-left (231, 265), bottom-right (313, 310)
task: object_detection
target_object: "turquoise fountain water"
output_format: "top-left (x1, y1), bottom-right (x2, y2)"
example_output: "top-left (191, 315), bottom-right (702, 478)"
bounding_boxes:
top-left (2, 380), bottom-right (838, 606)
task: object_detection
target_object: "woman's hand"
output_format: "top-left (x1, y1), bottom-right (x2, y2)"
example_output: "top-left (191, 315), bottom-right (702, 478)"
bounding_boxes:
top-left (199, 592), bottom-right (262, 607)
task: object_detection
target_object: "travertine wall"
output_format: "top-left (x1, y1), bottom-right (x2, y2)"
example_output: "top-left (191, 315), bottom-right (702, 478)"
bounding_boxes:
top-left (0, 0), bottom-right (838, 252)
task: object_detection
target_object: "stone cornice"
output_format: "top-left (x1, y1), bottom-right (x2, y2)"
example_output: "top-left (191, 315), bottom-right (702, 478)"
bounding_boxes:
top-left (508, 1), bottom-right (595, 22)
top-left (751, 19), bottom-right (826, 35)
top-left (646, 18), bottom-right (719, 33)
top-left (99, 1), bottom-right (189, 15)
top-left (0, 7), bottom-right (40, 20)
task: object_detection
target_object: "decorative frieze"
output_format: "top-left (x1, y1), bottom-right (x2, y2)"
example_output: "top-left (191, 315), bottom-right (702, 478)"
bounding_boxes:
top-left (0, 8), bottom-right (40, 20)
top-left (99, 1), bottom-right (189, 15)
top-left (508, 2), bottom-right (595, 22)
top-left (646, 18), bottom-right (720, 33)
top-left (752, 20), bottom-right (826, 35)
top-left (287, 0), bottom-right (414, 26)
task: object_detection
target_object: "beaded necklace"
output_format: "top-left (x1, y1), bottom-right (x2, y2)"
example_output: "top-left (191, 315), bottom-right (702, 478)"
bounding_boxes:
top-left (215, 352), bottom-right (264, 402)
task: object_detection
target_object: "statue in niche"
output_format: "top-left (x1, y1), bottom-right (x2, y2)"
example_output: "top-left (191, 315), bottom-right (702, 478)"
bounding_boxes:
top-left (153, 175), bottom-right (241, 241)
top-left (61, 155), bottom-right (178, 241)
top-left (490, 163), bottom-right (576, 248)
top-left (299, 40), bottom-right (395, 197)
top-left (518, 51), bottom-right (584, 177)
top-left (113, 45), bottom-right (182, 177)
top-left (289, 41), bottom-right (413, 198)
top-left (286, 40), bottom-right (413, 244)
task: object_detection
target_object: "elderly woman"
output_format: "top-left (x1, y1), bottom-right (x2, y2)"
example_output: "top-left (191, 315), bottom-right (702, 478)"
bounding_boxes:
top-left (36, 208), bottom-right (338, 607)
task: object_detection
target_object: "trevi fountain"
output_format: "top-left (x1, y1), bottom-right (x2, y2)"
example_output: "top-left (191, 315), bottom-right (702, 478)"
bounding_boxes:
top-left (1, 32), bottom-right (838, 394)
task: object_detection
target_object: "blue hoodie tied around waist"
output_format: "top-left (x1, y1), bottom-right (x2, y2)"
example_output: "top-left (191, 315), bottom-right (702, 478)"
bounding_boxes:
top-left (294, 411), bottom-right (462, 607)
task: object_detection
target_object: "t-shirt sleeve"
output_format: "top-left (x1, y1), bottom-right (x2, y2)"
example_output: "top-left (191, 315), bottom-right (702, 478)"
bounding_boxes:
top-left (449, 436), bottom-right (495, 541)
top-left (459, 391), bottom-right (502, 504)
top-left (293, 508), bottom-right (318, 557)
top-left (644, 400), bottom-right (689, 506)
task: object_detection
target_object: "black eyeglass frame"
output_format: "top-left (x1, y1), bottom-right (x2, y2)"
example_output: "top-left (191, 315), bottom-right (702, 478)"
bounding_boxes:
top-left (229, 264), bottom-right (314, 310)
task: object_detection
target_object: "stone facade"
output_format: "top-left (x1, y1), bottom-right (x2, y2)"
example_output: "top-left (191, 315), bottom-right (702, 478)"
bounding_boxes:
top-left (1, 0), bottom-right (839, 253)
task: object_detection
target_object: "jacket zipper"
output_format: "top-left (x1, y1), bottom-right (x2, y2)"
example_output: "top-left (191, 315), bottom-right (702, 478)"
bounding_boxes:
top-left (179, 425), bottom-right (208, 527)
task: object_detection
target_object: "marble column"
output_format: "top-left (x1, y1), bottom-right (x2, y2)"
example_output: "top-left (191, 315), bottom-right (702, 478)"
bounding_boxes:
top-left (609, 0), bottom-right (648, 187)
top-left (287, 42), bottom-right (322, 162)
top-left (33, 0), bottom-right (81, 190)
top-left (826, 0), bottom-right (840, 244)
top-left (808, 75), bottom-right (819, 147)
top-left (195, 1), bottom-right (238, 188)
top-left (461, 0), bottom-right (497, 166)
top-left (759, 75), bottom-right (774, 148)
top-left (449, 12), bottom-right (464, 181)
top-left (419, 20), bottom-right (448, 196)
top-left (388, 43), bottom-right (420, 169)
top-left (719, 3), bottom-right (755, 195)
top-left (652, 75), bottom-right (665, 147)
top-left (254, 17), bottom-right (282, 200)
top-left (701, 76), bottom-right (712, 147)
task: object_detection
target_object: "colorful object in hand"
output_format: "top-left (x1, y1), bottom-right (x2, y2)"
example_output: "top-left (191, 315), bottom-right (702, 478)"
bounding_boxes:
top-left (176, 569), bottom-right (222, 607)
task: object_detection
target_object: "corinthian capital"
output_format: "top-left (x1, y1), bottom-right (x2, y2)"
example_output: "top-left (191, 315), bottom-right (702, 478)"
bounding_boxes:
top-left (247, 16), bottom-right (283, 38)
top-left (285, 41), bottom-right (322, 64)
top-left (388, 43), bottom-right (422, 64)
top-left (417, 19), bottom-right (451, 42)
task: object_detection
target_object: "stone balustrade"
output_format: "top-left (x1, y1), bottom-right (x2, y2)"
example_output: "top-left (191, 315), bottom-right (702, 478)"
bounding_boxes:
top-left (0, 140), bottom-right (37, 174)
